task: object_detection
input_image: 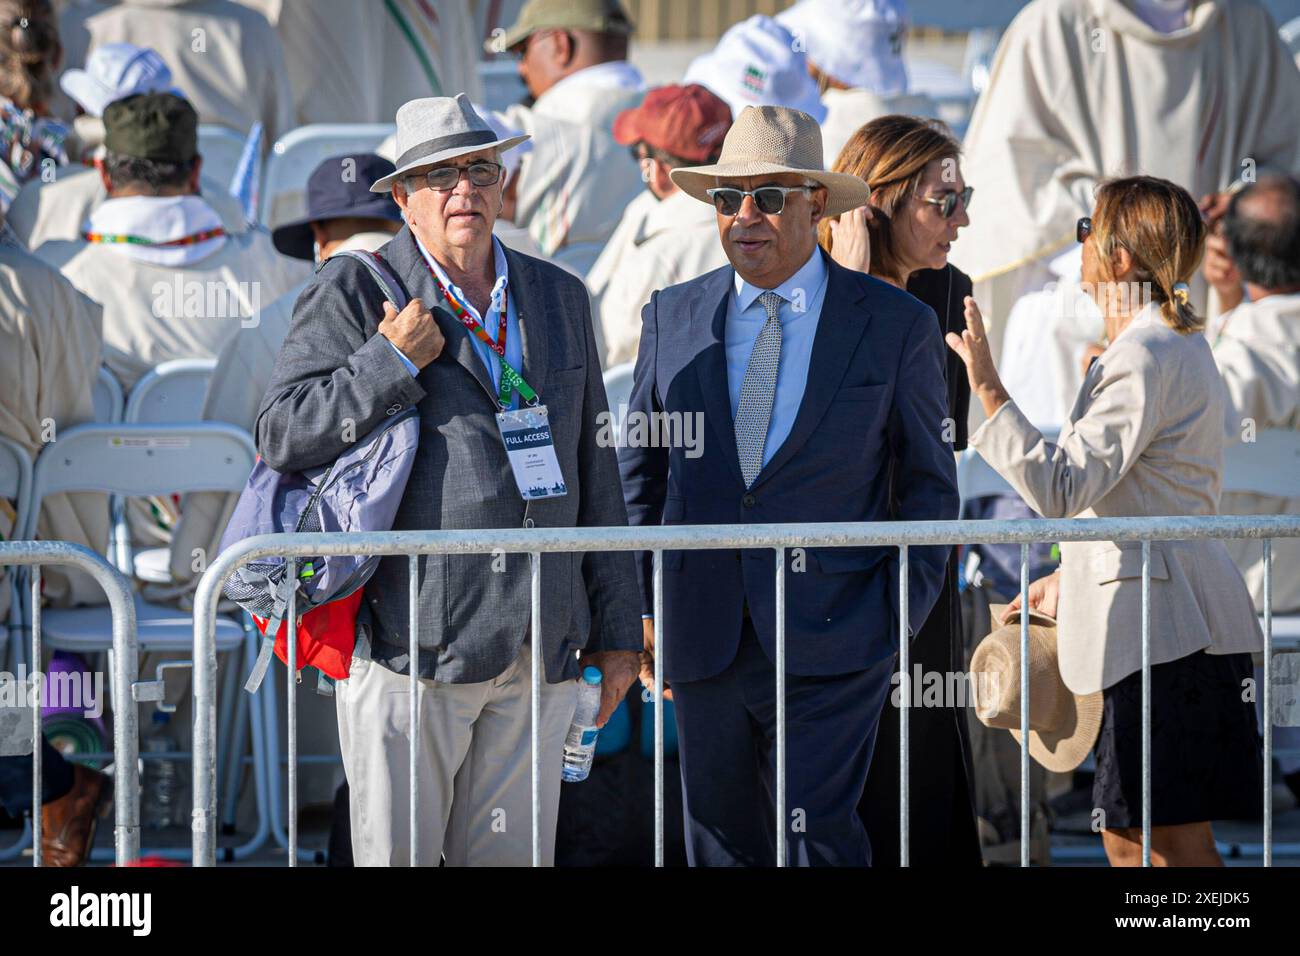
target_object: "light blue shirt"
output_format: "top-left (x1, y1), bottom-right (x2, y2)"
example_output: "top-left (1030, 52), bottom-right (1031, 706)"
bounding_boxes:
top-left (392, 235), bottom-right (524, 409)
top-left (725, 247), bottom-right (829, 469)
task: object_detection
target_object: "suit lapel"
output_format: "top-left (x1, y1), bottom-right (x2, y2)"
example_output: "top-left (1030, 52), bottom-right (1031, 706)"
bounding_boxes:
top-left (693, 270), bottom-right (746, 488)
top-left (503, 245), bottom-right (549, 401)
top-left (392, 227), bottom-right (502, 407)
top-left (751, 255), bottom-right (871, 488)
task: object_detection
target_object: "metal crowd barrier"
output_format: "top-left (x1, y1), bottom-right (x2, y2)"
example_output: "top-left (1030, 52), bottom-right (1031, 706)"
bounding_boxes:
top-left (192, 515), bottom-right (1300, 868)
top-left (0, 541), bottom-right (140, 866)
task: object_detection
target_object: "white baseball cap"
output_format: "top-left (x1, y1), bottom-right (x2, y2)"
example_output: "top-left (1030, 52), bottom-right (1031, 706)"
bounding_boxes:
top-left (60, 43), bottom-right (181, 117)
top-left (777, 0), bottom-right (910, 96)
top-left (683, 15), bottom-right (827, 124)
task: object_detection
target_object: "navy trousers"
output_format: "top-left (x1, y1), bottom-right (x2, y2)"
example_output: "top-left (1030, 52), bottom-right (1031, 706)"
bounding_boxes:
top-left (671, 618), bottom-right (894, 866)
top-left (0, 737), bottom-right (73, 816)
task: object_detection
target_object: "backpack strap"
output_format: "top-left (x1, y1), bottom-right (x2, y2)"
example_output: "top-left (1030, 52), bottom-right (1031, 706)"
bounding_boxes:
top-left (327, 249), bottom-right (410, 312)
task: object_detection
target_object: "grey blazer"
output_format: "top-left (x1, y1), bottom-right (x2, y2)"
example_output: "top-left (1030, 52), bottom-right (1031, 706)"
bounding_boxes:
top-left (970, 305), bottom-right (1263, 695)
top-left (255, 225), bottom-right (640, 683)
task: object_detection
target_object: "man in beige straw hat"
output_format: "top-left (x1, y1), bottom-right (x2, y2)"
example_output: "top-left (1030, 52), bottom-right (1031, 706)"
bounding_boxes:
top-left (620, 105), bottom-right (959, 866)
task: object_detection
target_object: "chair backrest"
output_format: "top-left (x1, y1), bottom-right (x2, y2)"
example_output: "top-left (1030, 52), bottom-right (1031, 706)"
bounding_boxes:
top-left (198, 124), bottom-right (250, 194)
top-left (0, 435), bottom-right (32, 542)
top-left (26, 423), bottom-right (257, 540)
top-left (92, 366), bottom-right (125, 423)
top-left (1222, 429), bottom-right (1300, 499)
top-left (602, 362), bottom-right (635, 435)
top-left (124, 359), bottom-right (218, 424)
top-left (261, 123), bottom-right (396, 229)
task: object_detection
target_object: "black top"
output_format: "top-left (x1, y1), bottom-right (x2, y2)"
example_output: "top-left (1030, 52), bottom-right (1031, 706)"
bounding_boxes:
top-left (907, 264), bottom-right (973, 452)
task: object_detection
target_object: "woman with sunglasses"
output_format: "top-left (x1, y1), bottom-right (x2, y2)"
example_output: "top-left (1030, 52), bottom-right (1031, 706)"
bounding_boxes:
top-left (948, 175), bottom-right (1265, 867)
top-left (819, 114), bottom-right (981, 868)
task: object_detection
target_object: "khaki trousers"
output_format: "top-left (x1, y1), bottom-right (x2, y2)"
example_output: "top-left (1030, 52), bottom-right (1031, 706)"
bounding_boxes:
top-left (335, 633), bottom-right (578, 866)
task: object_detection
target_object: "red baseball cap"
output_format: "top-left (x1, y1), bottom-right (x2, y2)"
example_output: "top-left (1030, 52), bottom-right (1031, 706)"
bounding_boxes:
top-left (613, 84), bottom-right (732, 163)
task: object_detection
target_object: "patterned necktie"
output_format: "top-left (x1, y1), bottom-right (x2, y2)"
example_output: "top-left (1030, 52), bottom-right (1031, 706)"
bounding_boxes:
top-left (734, 290), bottom-right (784, 487)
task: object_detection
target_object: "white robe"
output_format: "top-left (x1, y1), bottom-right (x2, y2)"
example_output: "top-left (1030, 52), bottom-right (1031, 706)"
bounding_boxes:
top-left (237, 0), bottom-right (482, 126)
top-left (587, 188), bottom-right (729, 369)
top-left (949, 0), bottom-right (1300, 365)
top-left (1211, 292), bottom-right (1300, 613)
top-left (502, 62), bottom-right (644, 278)
top-left (0, 241), bottom-right (109, 609)
top-left (57, 0), bottom-right (295, 146)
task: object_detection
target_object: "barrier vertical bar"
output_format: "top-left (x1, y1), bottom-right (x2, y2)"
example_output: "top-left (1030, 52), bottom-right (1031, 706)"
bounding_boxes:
top-left (652, 548), bottom-right (664, 868)
top-left (30, 564), bottom-right (41, 868)
top-left (1141, 540), bottom-right (1151, 867)
top-left (409, 554), bottom-right (420, 867)
top-left (530, 551), bottom-right (541, 867)
top-left (899, 543), bottom-right (909, 867)
top-left (1019, 544), bottom-right (1030, 869)
top-left (286, 558), bottom-right (298, 867)
top-left (775, 546), bottom-right (786, 867)
top-left (1263, 538), bottom-right (1273, 867)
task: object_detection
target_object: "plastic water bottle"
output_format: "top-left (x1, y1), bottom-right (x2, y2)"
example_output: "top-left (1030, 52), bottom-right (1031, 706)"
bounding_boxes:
top-left (142, 711), bottom-right (179, 829)
top-left (561, 667), bottom-right (603, 783)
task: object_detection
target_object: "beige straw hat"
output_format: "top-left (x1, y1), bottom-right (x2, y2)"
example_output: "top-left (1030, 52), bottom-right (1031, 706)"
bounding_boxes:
top-left (670, 104), bottom-right (871, 218)
top-left (970, 605), bottom-right (1103, 773)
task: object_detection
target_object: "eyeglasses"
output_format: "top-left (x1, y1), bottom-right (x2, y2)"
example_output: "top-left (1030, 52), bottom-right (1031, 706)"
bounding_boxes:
top-left (919, 186), bottom-right (973, 219)
top-left (416, 161), bottom-right (503, 192)
top-left (706, 185), bottom-right (815, 216)
top-left (1077, 216), bottom-right (1092, 243)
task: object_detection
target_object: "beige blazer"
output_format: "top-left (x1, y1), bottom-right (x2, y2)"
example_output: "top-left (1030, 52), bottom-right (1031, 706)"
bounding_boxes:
top-left (970, 304), bottom-right (1263, 695)
top-left (1212, 292), bottom-right (1300, 613)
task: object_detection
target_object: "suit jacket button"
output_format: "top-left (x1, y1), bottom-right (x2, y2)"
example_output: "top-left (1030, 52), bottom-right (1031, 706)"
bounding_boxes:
top-left (742, 494), bottom-right (755, 507)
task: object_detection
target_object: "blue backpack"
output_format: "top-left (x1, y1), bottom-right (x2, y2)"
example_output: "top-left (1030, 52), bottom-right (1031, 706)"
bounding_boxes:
top-left (218, 250), bottom-right (419, 693)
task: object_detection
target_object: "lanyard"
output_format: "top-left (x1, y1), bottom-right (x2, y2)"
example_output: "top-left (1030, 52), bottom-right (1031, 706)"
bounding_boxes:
top-left (82, 226), bottom-right (226, 247)
top-left (422, 258), bottom-right (538, 408)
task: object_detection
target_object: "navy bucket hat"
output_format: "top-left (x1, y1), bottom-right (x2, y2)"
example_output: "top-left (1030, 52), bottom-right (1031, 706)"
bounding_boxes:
top-left (272, 153), bottom-right (404, 260)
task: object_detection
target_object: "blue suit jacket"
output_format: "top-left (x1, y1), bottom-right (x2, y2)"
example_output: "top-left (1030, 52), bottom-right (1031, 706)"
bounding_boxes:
top-left (619, 251), bottom-right (960, 682)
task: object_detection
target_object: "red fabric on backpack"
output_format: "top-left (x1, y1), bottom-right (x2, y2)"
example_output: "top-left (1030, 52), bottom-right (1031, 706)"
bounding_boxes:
top-left (252, 589), bottom-right (363, 681)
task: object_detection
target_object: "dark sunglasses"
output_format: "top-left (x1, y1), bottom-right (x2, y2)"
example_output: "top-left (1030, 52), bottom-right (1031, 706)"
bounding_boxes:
top-left (706, 185), bottom-right (814, 216)
top-left (919, 185), bottom-right (973, 219)
top-left (418, 161), bottom-right (503, 192)
top-left (1077, 216), bottom-right (1092, 243)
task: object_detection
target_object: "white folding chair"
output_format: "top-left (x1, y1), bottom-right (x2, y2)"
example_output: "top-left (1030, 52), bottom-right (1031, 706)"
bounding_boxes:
top-left (1223, 429), bottom-right (1300, 651)
top-left (26, 423), bottom-right (270, 860)
top-left (0, 436), bottom-right (35, 861)
top-left (92, 366), bottom-right (124, 424)
top-left (602, 361), bottom-right (635, 436)
top-left (121, 360), bottom-right (218, 582)
top-left (197, 124), bottom-right (250, 196)
top-left (260, 123), bottom-right (395, 229)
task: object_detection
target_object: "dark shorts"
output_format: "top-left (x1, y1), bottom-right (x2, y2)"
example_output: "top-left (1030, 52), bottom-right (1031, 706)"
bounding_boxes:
top-left (1093, 650), bottom-right (1263, 829)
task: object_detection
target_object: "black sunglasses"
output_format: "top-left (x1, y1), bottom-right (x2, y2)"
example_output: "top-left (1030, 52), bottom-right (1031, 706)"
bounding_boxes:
top-left (705, 185), bottom-right (814, 216)
top-left (1077, 216), bottom-right (1092, 243)
top-left (417, 161), bottom-right (503, 192)
top-left (919, 185), bottom-right (973, 219)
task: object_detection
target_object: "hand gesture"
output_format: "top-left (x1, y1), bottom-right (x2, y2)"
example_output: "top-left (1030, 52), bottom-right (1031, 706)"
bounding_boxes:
top-left (828, 204), bottom-right (874, 274)
top-left (1002, 570), bottom-right (1061, 622)
top-left (945, 296), bottom-right (1009, 418)
top-left (379, 297), bottom-right (444, 369)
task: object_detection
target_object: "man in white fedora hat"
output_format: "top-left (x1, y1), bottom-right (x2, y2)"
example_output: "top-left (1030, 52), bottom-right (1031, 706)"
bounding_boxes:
top-left (257, 93), bottom-right (641, 866)
top-left (620, 105), bottom-right (959, 866)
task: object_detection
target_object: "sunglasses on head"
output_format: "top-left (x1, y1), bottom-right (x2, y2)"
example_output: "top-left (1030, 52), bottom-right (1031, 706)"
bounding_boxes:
top-left (1077, 216), bottom-right (1092, 243)
top-left (919, 185), bottom-right (973, 219)
top-left (417, 161), bottom-right (503, 192)
top-left (706, 185), bottom-right (814, 216)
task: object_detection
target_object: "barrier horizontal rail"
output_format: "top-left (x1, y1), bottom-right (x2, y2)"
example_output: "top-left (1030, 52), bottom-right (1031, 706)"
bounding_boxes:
top-left (192, 514), bottom-right (1300, 867)
top-left (0, 540), bottom-right (140, 866)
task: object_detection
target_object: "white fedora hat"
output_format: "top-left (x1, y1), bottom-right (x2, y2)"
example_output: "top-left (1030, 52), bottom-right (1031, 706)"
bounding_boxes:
top-left (370, 93), bottom-right (529, 193)
top-left (970, 605), bottom-right (1103, 774)
top-left (670, 104), bottom-right (871, 218)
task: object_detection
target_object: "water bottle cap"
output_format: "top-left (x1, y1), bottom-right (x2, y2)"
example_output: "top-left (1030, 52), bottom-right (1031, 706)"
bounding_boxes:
top-left (581, 666), bottom-right (602, 685)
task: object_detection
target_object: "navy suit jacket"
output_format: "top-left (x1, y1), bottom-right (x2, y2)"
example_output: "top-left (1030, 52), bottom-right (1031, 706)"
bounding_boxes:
top-left (619, 250), bottom-right (960, 683)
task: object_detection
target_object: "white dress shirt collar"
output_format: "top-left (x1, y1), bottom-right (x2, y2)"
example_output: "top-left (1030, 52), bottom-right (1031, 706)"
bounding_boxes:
top-left (732, 246), bottom-right (828, 314)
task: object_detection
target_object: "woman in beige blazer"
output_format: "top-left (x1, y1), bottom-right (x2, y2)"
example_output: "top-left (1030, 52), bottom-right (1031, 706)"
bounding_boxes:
top-left (947, 176), bottom-right (1264, 867)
